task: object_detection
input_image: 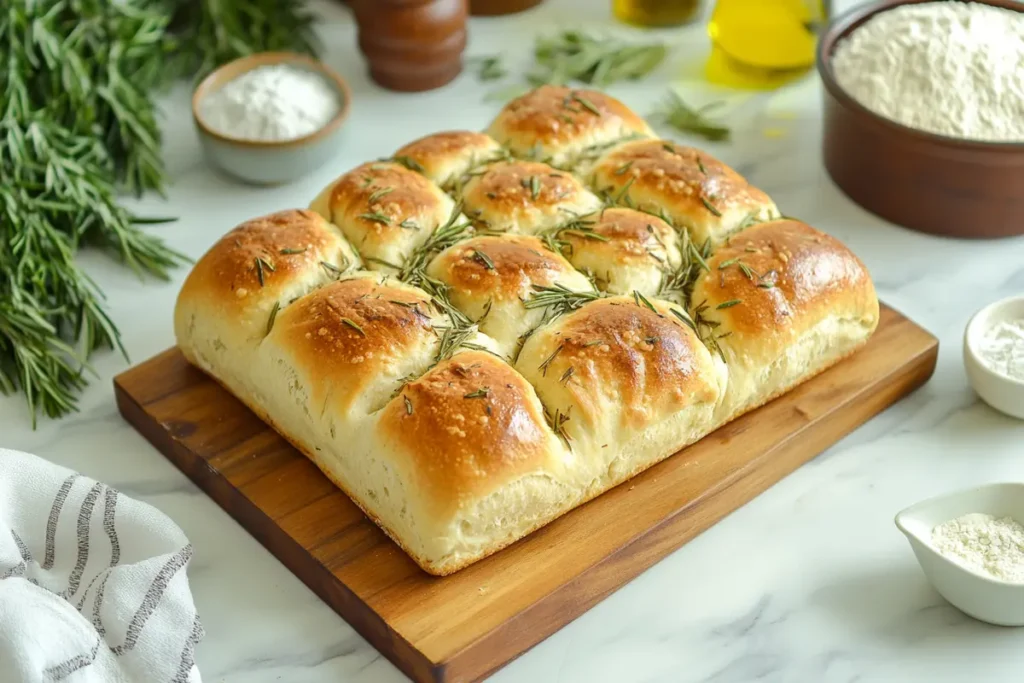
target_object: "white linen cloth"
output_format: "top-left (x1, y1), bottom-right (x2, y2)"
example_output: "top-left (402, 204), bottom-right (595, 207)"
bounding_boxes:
top-left (0, 448), bottom-right (203, 682)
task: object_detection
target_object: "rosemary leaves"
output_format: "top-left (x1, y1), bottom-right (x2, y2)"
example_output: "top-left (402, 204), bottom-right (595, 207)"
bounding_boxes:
top-left (651, 91), bottom-right (731, 142)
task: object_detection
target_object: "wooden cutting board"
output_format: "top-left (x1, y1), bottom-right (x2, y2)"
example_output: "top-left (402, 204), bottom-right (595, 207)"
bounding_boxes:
top-left (115, 304), bottom-right (937, 683)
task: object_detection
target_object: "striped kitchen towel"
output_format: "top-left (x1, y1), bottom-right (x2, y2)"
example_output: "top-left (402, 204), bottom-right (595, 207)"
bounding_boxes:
top-left (0, 448), bottom-right (203, 682)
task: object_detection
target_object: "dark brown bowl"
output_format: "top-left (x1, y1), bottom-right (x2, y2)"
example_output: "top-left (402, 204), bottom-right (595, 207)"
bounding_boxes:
top-left (817, 0), bottom-right (1024, 239)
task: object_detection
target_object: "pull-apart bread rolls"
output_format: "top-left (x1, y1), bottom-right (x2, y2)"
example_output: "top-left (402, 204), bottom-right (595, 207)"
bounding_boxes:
top-left (174, 86), bottom-right (880, 575)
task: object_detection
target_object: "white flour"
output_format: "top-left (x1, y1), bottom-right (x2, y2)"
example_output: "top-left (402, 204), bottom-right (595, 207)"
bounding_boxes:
top-left (932, 513), bottom-right (1024, 583)
top-left (831, 2), bottom-right (1024, 142)
top-left (977, 319), bottom-right (1024, 381)
top-left (200, 64), bottom-right (340, 142)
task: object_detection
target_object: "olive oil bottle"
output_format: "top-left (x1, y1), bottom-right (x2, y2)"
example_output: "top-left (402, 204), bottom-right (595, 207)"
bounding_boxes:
top-left (612, 0), bottom-right (702, 27)
top-left (706, 0), bottom-right (831, 89)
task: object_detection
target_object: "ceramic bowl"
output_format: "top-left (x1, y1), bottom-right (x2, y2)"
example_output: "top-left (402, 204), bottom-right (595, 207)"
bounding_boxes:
top-left (963, 294), bottom-right (1024, 420)
top-left (192, 52), bottom-right (351, 186)
top-left (896, 483), bottom-right (1024, 626)
top-left (816, 0), bottom-right (1024, 238)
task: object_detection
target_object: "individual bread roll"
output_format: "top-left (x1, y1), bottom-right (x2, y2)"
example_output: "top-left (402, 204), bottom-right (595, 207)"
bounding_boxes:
top-left (549, 207), bottom-right (682, 296)
top-left (309, 161), bottom-right (460, 270)
top-left (174, 209), bottom-right (359, 383)
top-left (257, 274), bottom-right (448, 426)
top-left (425, 234), bottom-right (595, 357)
top-left (487, 85), bottom-right (654, 168)
top-left (392, 130), bottom-right (505, 190)
top-left (515, 296), bottom-right (725, 478)
top-left (688, 219), bottom-right (879, 422)
top-left (372, 350), bottom-right (573, 574)
top-left (588, 139), bottom-right (778, 247)
top-left (460, 160), bottom-right (602, 233)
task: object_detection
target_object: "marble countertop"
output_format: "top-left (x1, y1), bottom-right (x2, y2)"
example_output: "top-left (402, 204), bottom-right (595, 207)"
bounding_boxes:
top-left (3, 1), bottom-right (1024, 681)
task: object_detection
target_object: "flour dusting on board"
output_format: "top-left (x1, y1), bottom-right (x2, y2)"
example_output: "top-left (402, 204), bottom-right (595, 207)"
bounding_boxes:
top-left (831, 2), bottom-right (1024, 141)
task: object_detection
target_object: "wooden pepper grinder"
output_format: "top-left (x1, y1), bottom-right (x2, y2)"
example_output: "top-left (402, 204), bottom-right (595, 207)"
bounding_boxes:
top-left (350, 0), bottom-right (468, 92)
top-left (469, 0), bottom-right (543, 14)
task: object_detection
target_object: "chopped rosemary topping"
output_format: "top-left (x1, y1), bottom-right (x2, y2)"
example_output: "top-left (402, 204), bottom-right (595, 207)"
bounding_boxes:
top-left (320, 261), bottom-right (345, 278)
top-left (633, 290), bottom-right (658, 313)
top-left (572, 92), bottom-right (601, 116)
top-left (539, 344), bottom-right (563, 376)
top-left (645, 336), bottom-right (659, 345)
top-left (583, 339), bottom-right (604, 347)
top-left (696, 156), bottom-right (707, 175)
top-left (404, 395), bottom-right (413, 415)
top-left (391, 155), bottom-right (425, 173)
top-left (738, 212), bottom-right (763, 231)
top-left (486, 191), bottom-right (497, 199)
top-left (745, 245), bottom-right (758, 253)
top-left (341, 317), bottom-right (366, 336)
top-left (521, 175), bottom-right (541, 200)
top-left (670, 307), bottom-right (697, 333)
top-left (464, 387), bottom-right (490, 399)
top-left (614, 161), bottom-right (634, 176)
top-left (718, 258), bottom-right (738, 269)
top-left (254, 256), bottom-right (274, 286)
top-left (266, 301), bottom-right (280, 336)
top-left (545, 406), bottom-right (572, 449)
top-left (359, 211), bottom-right (392, 225)
top-left (279, 247), bottom-right (307, 255)
top-left (368, 187), bottom-right (394, 204)
top-left (470, 250), bottom-right (495, 270)
top-left (757, 282), bottom-right (774, 289)
top-left (537, 216), bottom-right (609, 257)
top-left (399, 219), bottom-right (418, 230)
top-left (559, 366), bottom-right (575, 384)
top-left (662, 142), bottom-right (675, 153)
top-left (716, 299), bottom-right (741, 309)
top-left (524, 283), bottom-right (602, 319)
top-left (701, 196), bottom-right (722, 217)
top-left (738, 262), bottom-right (755, 280)
top-left (651, 91), bottom-right (731, 142)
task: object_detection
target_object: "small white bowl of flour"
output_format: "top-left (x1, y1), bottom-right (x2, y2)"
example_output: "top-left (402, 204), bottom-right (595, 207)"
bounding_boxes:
top-left (964, 294), bottom-right (1024, 420)
top-left (192, 52), bottom-right (351, 185)
top-left (897, 484), bottom-right (1024, 626)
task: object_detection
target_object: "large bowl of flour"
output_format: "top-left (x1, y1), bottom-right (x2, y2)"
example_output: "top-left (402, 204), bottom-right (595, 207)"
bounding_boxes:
top-left (816, 0), bottom-right (1024, 238)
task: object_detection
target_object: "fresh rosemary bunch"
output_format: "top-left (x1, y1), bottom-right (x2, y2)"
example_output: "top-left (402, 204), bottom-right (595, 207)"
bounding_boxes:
top-left (1, 0), bottom-right (317, 425)
top-left (139, 0), bottom-right (319, 82)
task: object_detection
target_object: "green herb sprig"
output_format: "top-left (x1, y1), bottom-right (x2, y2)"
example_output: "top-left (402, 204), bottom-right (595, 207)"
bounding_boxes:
top-left (0, 0), bottom-right (317, 425)
top-left (651, 91), bottom-right (731, 143)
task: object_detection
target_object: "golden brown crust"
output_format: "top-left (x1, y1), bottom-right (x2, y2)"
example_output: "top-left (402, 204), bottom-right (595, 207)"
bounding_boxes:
top-left (589, 139), bottom-right (777, 245)
top-left (427, 234), bottom-right (577, 301)
top-left (181, 209), bottom-right (347, 306)
top-left (267, 276), bottom-right (436, 412)
top-left (460, 160), bottom-right (601, 233)
top-left (392, 131), bottom-right (504, 187)
top-left (523, 297), bottom-right (718, 432)
top-left (559, 208), bottom-right (679, 281)
top-left (309, 161), bottom-right (455, 268)
top-left (380, 351), bottom-right (557, 515)
top-left (486, 85), bottom-right (654, 166)
top-left (691, 219), bottom-right (878, 354)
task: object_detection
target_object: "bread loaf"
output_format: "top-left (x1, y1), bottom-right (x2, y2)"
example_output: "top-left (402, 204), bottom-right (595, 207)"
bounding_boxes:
top-left (175, 86), bottom-right (879, 575)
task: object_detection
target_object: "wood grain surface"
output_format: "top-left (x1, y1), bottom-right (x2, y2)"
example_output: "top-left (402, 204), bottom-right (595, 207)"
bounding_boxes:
top-left (115, 304), bottom-right (938, 683)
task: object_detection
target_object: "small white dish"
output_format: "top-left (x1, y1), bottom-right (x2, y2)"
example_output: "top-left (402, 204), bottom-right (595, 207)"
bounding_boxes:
top-left (192, 52), bottom-right (351, 186)
top-left (896, 483), bottom-right (1024, 626)
top-left (963, 294), bottom-right (1024, 420)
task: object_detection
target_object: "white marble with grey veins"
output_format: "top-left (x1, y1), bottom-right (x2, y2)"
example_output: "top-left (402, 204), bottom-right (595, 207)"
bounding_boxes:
top-left (3, 1), bottom-right (1024, 680)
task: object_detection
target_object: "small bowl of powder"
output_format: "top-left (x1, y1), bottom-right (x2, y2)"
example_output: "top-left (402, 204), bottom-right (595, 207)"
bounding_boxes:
top-left (192, 52), bottom-right (352, 185)
top-left (964, 294), bottom-right (1024, 420)
top-left (896, 483), bottom-right (1024, 626)
top-left (817, 0), bottom-right (1024, 238)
